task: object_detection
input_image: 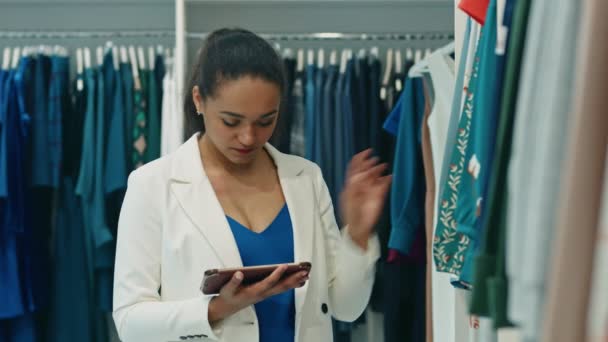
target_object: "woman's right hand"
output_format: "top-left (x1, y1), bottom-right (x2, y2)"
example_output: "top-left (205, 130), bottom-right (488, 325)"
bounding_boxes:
top-left (208, 265), bottom-right (309, 324)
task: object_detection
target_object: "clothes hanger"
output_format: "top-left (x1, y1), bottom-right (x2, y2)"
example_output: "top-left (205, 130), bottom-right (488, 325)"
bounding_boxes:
top-left (329, 49), bottom-right (338, 66)
top-left (112, 46), bottom-right (119, 70)
top-left (148, 46), bottom-right (155, 71)
top-left (394, 49), bottom-right (403, 92)
top-left (406, 47), bottom-right (414, 61)
top-left (382, 48), bottom-right (394, 85)
top-left (370, 47), bottom-right (379, 60)
top-left (2, 47), bottom-right (11, 70)
top-left (339, 49), bottom-right (348, 74)
top-left (394, 49), bottom-right (403, 74)
top-left (358, 48), bottom-right (366, 60)
top-left (424, 48), bottom-right (432, 58)
top-left (76, 48), bottom-right (84, 91)
top-left (317, 48), bottom-right (325, 69)
top-left (296, 48), bottom-right (305, 73)
top-left (282, 48), bottom-right (292, 59)
top-left (496, 0), bottom-right (507, 55)
top-left (408, 41), bottom-right (455, 78)
top-left (307, 49), bottom-right (315, 67)
top-left (11, 47), bottom-right (21, 69)
top-left (129, 45), bottom-right (141, 90)
top-left (84, 47), bottom-right (91, 70)
top-left (120, 46), bottom-right (129, 64)
top-left (96, 46), bottom-right (103, 67)
top-left (380, 48), bottom-right (394, 100)
top-left (137, 46), bottom-right (146, 71)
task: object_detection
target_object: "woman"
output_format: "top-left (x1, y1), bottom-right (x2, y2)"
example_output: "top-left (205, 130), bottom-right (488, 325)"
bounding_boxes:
top-left (112, 28), bottom-right (391, 342)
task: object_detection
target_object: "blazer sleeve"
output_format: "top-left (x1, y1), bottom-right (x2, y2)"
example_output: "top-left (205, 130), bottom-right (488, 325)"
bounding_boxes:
top-left (313, 164), bottom-right (381, 322)
top-left (113, 171), bottom-right (223, 342)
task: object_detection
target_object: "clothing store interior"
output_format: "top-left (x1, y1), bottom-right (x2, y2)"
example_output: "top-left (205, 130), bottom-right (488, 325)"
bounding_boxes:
top-left (0, 0), bottom-right (606, 342)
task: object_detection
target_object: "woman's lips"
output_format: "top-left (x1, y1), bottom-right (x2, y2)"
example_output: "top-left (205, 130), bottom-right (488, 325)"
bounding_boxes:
top-left (234, 148), bottom-right (254, 155)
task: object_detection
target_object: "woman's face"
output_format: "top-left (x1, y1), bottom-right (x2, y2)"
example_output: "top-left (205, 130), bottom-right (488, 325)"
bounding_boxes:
top-left (194, 76), bottom-right (281, 165)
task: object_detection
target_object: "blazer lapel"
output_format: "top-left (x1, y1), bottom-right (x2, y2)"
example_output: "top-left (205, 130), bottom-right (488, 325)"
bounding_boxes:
top-left (268, 145), bottom-right (314, 316)
top-left (170, 135), bottom-right (243, 268)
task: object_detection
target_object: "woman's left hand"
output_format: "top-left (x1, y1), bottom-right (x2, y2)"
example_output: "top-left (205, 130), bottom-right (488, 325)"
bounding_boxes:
top-left (340, 149), bottom-right (392, 250)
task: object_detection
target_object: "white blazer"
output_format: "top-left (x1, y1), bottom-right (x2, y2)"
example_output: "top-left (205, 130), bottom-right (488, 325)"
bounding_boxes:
top-left (113, 134), bottom-right (380, 342)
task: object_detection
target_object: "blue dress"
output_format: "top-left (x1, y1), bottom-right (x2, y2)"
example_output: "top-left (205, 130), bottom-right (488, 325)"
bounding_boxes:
top-left (226, 204), bottom-right (295, 342)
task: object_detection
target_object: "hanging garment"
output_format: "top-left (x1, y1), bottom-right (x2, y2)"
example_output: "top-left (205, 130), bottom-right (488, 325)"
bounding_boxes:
top-left (354, 56), bottom-right (370, 153)
top-left (0, 62), bottom-right (35, 320)
top-left (160, 56), bottom-right (184, 157)
top-left (433, 26), bottom-right (482, 280)
top-left (154, 52), bottom-right (165, 117)
top-left (120, 61), bottom-right (135, 171)
top-left (382, 77), bottom-right (425, 254)
top-left (541, 0), bottom-right (608, 340)
top-left (304, 64), bottom-right (315, 160)
top-left (288, 72), bottom-right (306, 157)
top-left (420, 78), bottom-right (435, 342)
top-left (0, 315), bottom-right (36, 342)
top-left (48, 178), bottom-right (95, 342)
top-left (586, 155), bottom-right (608, 342)
top-left (429, 18), bottom-right (476, 342)
top-left (469, 0), bottom-right (531, 328)
top-left (47, 70), bottom-right (95, 342)
top-left (333, 59), bottom-right (356, 223)
top-left (449, 0), bottom-right (500, 288)
top-left (378, 76), bottom-right (426, 342)
top-left (75, 64), bottom-right (113, 310)
top-left (30, 53), bottom-right (56, 187)
top-left (320, 64), bottom-right (338, 205)
top-left (271, 58), bottom-right (295, 153)
top-left (104, 59), bottom-right (128, 195)
top-left (145, 61), bottom-right (161, 163)
top-left (312, 63), bottom-right (325, 167)
top-left (132, 69), bottom-right (147, 169)
top-left (459, 0), bottom-right (490, 25)
top-left (506, 0), bottom-right (582, 338)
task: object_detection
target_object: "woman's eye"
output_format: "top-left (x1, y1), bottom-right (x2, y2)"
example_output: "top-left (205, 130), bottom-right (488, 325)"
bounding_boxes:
top-left (222, 119), bottom-right (239, 127)
top-left (257, 119), bottom-right (275, 127)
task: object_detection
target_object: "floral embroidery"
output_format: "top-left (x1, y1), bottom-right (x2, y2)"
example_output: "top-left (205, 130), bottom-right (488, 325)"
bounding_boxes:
top-left (432, 52), bottom-right (480, 275)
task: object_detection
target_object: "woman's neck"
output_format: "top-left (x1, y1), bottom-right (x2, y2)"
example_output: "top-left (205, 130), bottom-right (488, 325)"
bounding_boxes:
top-left (198, 134), bottom-right (269, 178)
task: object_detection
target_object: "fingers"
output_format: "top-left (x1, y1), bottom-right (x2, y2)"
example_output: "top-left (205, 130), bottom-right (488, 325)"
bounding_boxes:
top-left (252, 264), bottom-right (287, 293)
top-left (265, 271), bottom-right (309, 297)
top-left (348, 163), bottom-right (388, 187)
top-left (347, 149), bottom-right (374, 178)
top-left (221, 271), bottom-right (243, 296)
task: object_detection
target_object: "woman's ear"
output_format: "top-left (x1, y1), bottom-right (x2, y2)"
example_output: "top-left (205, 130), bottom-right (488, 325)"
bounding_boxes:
top-left (192, 85), bottom-right (205, 114)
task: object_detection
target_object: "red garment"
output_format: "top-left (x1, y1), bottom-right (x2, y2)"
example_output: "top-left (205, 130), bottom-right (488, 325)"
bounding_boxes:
top-left (387, 225), bottom-right (426, 264)
top-left (459, 0), bottom-right (490, 25)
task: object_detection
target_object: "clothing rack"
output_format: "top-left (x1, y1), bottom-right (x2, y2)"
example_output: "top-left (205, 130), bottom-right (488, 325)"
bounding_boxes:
top-left (0, 30), bottom-right (454, 41)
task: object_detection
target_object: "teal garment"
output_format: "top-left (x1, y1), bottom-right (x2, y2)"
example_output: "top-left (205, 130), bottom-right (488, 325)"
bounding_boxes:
top-left (74, 68), bottom-right (109, 342)
top-left (120, 63), bottom-right (134, 172)
top-left (48, 178), bottom-right (95, 342)
top-left (438, 18), bottom-right (472, 200)
top-left (383, 78), bottom-right (426, 254)
top-left (452, 0), bottom-right (499, 287)
top-left (105, 61), bottom-right (128, 195)
top-left (75, 66), bottom-right (113, 310)
top-left (94, 63), bottom-right (114, 312)
top-left (433, 31), bottom-right (483, 279)
top-left (145, 67), bottom-right (161, 163)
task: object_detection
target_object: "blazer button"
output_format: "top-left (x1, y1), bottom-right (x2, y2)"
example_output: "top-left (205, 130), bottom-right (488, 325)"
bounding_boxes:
top-left (321, 303), bottom-right (328, 314)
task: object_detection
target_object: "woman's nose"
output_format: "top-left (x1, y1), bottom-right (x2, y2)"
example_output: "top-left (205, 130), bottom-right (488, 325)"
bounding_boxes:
top-left (238, 125), bottom-right (256, 146)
